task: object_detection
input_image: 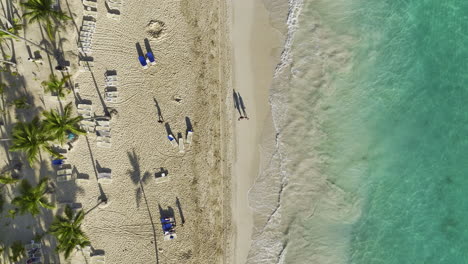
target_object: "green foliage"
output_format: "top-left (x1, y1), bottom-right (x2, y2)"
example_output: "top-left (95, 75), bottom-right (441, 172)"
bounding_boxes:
top-left (50, 206), bottom-right (90, 259)
top-left (0, 173), bottom-right (20, 185)
top-left (0, 191), bottom-right (3, 213)
top-left (9, 96), bottom-right (30, 109)
top-left (41, 74), bottom-right (70, 98)
top-left (21, 0), bottom-right (71, 40)
top-left (10, 117), bottom-right (63, 164)
top-left (0, 82), bottom-right (7, 94)
top-left (7, 209), bottom-right (17, 219)
top-left (9, 241), bottom-right (25, 262)
top-left (11, 178), bottom-right (54, 216)
top-left (43, 102), bottom-right (85, 145)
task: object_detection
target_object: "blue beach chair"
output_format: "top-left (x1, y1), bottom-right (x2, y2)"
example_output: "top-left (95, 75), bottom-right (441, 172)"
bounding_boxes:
top-left (146, 52), bottom-right (156, 65)
top-left (52, 159), bottom-right (64, 166)
top-left (139, 55), bottom-right (148, 69)
top-left (160, 217), bottom-right (177, 240)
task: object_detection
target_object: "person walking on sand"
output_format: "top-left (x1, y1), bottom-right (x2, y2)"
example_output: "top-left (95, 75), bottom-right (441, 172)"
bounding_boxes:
top-left (238, 92), bottom-right (250, 120)
top-left (28, 57), bottom-right (43, 64)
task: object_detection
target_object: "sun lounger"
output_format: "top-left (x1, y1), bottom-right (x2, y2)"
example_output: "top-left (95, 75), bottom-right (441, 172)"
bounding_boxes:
top-left (80, 120), bottom-right (96, 133)
top-left (83, 0), bottom-right (97, 8)
top-left (146, 52), bottom-right (156, 65)
top-left (79, 60), bottom-right (94, 67)
top-left (83, 9), bottom-right (98, 19)
top-left (79, 36), bottom-right (93, 42)
top-left (161, 217), bottom-right (177, 241)
top-left (52, 159), bottom-right (64, 166)
top-left (82, 20), bottom-right (96, 27)
top-left (79, 42), bottom-right (92, 49)
top-left (98, 172), bottom-right (112, 183)
top-left (168, 134), bottom-right (178, 148)
top-left (105, 75), bottom-right (118, 86)
top-left (78, 104), bottom-right (93, 110)
top-left (107, 1), bottom-right (121, 11)
top-left (104, 91), bottom-right (119, 103)
top-left (96, 125), bottom-right (111, 132)
top-left (90, 255), bottom-right (105, 264)
top-left (105, 75), bottom-right (117, 81)
top-left (80, 25), bottom-right (95, 32)
top-left (79, 47), bottom-right (93, 54)
top-left (139, 56), bottom-right (148, 69)
top-left (57, 169), bottom-right (73, 182)
top-left (80, 31), bottom-right (94, 38)
top-left (97, 136), bottom-right (111, 148)
top-left (25, 241), bottom-right (43, 264)
top-left (57, 169), bottom-right (72, 176)
top-left (186, 130), bottom-right (193, 145)
top-left (96, 120), bottom-right (111, 127)
top-left (178, 137), bottom-right (185, 153)
top-left (77, 109), bottom-right (92, 118)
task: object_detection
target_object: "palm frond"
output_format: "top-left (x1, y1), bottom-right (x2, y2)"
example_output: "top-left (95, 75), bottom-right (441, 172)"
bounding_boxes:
top-left (11, 178), bottom-right (53, 216)
top-left (50, 206), bottom-right (90, 259)
top-left (0, 174), bottom-right (19, 185)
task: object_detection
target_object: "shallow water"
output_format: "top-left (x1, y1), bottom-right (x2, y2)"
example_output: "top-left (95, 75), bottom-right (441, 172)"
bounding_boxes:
top-left (248, 0), bottom-right (468, 263)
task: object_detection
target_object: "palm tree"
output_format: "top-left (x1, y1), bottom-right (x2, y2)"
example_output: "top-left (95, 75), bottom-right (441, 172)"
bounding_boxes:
top-left (0, 172), bottom-right (20, 212)
top-left (21, 0), bottom-right (70, 40)
top-left (10, 116), bottom-right (63, 165)
top-left (42, 74), bottom-right (70, 99)
top-left (43, 102), bottom-right (86, 144)
top-left (50, 206), bottom-right (90, 259)
top-left (0, 18), bottom-right (22, 43)
top-left (11, 178), bottom-right (54, 216)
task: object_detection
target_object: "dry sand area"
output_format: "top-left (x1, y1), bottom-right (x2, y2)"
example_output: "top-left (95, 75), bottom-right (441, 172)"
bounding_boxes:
top-left (0, 0), bottom-right (232, 263)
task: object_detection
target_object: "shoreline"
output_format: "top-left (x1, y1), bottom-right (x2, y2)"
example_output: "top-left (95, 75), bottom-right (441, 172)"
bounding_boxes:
top-left (230, 0), bottom-right (286, 263)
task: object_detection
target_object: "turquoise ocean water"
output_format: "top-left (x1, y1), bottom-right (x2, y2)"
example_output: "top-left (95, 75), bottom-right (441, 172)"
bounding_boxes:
top-left (248, 0), bottom-right (468, 263)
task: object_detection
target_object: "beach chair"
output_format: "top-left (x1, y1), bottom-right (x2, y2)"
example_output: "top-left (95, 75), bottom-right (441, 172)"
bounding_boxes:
top-left (77, 103), bottom-right (93, 118)
top-left (107, 1), bottom-right (121, 11)
top-left (25, 241), bottom-right (43, 264)
top-left (178, 137), bottom-right (185, 153)
top-left (146, 52), bottom-right (156, 65)
top-left (52, 159), bottom-right (64, 166)
top-left (83, 0), bottom-right (97, 8)
top-left (81, 25), bottom-right (95, 33)
top-left (139, 56), bottom-right (148, 69)
top-left (90, 254), bottom-right (106, 264)
top-left (97, 120), bottom-right (111, 127)
top-left (104, 91), bottom-right (119, 103)
top-left (96, 125), bottom-right (111, 132)
top-left (105, 75), bottom-right (118, 86)
top-left (160, 217), bottom-right (177, 241)
top-left (79, 60), bottom-right (94, 72)
top-left (98, 172), bottom-right (112, 183)
top-left (168, 134), bottom-right (178, 148)
top-left (97, 136), bottom-right (112, 148)
top-left (57, 169), bottom-right (73, 182)
top-left (186, 130), bottom-right (193, 145)
top-left (83, 9), bottom-right (98, 19)
top-left (80, 31), bottom-right (94, 38)
top-left (80, 120), bottom-right (96, 133)
top-left (83, 20), bottom-right (96, 27)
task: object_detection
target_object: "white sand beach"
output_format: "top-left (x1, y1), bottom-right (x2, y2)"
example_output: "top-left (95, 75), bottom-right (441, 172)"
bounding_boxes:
top-left (0, 0), bottom-right (233, 263)
top-left (230, 0), bottom-right (286, 263)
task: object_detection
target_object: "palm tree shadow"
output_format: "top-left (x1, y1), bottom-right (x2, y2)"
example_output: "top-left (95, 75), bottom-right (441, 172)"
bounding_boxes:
top-left (126, 150), bottom-right (159, 263)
